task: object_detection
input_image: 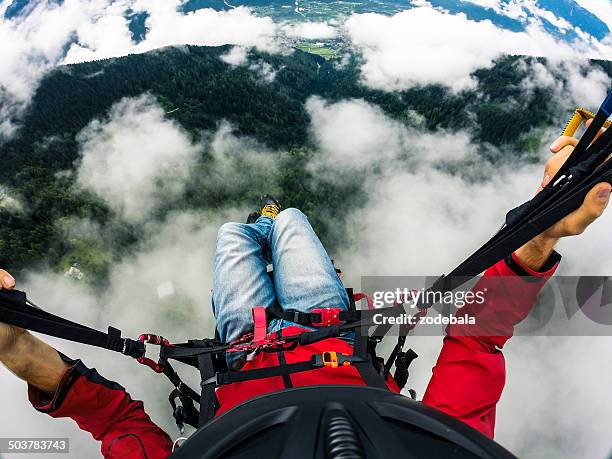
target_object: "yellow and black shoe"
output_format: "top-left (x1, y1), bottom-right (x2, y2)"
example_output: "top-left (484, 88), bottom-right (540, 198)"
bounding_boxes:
top-left (260, 194), bottom-right (282, 219)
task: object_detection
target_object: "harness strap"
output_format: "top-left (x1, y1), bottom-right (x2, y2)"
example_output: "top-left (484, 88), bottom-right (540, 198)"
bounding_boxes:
top-left (198, 353), bottom-right (217, 427)
top-left (252, 307), bottom-right (267, 344)
top-left (212, 352), bottom-right (369, 385)
top-left (439, 93), bottom-right (612, 294)
top-left (351, 322), bottom-right (388, 389)
top-left (0, 290), bottom-right (144, 358)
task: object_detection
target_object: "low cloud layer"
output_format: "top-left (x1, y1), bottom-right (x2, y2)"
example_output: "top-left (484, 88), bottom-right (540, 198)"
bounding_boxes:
top-left (0, 185), bottom-right (26, 214)
top-left (76, 94), bottom-right (200, 223)
top-left (519, 59), bottom-right (611, 109)
top-left (2, 91), bottom-right (612, 458)
top-left (345, 6), bottom-right (611, 92)
top-left (306, 96), bottom-right (477, 172)
top-left (1, 1), bottom-right (611, 139)
top-left (282, 21), bottom-right (338, 40)
top-left (312, 97), bottom-right (612, 458)
top-left (0, 0), bottom-right (280, 139)
top-left (63, 3), bottom-right (280, 64)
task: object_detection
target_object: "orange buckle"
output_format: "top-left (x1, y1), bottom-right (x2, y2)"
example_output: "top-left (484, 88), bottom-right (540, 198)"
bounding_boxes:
top-left (322, 351), bottom-right (339, 368)
top-left (320, 351), bottom-right (351, 369)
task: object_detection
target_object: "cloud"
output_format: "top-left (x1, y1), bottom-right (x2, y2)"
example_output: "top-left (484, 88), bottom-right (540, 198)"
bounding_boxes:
top-left (460, 0), bottom-right (501, 9)
top-left (63, 3), bottom-right (280, 64)
top-left (519, 58), bottom-right (611, 110)
top-left (200, 120), bottom-right (282, 196)
top-left (248, 60), bottom-right (278, 83)
top-left (220, 45), bottom-right (249, 66)
top-left (282, 21), bottom-right (338, 40)
top-left (220, 46), bottom-right (281, 83)
top-left (0, 0), bottom-right (282, 139)
top-left (305, 95), bottom-right (612, 458)
top-left (0, 185), bottom-right (26, 214)
top-left (344, 6), bottom-right (611, 92)
top-left (0, 0), bottom-right (95, 139)
top-left (76, 95), bottom-right (200, 223)
top-left (306, 96), bottom-right (476, 169)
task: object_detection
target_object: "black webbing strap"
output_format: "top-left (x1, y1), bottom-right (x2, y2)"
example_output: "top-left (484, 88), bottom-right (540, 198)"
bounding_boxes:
top-left (425, 91), bottom-right (612, 297)
top-left (213, 352), bottom-right (370, 385)
top-left (198, 353), bottom-right (217, 427)
top-left (351, 323), bottom-right (388, 389)
top-left (160, 341), bottom-right (228, 364)
top-left (0, 290), bottom-right (144, 358)
top-left (216, 359), bottom-right (321, 385)
top-left (277, 350), bottom-right (293, 388)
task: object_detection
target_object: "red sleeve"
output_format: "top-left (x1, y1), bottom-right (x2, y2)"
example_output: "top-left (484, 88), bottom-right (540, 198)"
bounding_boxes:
top-left (28, 355), bottom-right (173, 459)
top-left (422, 252), bottom-right (560, 438)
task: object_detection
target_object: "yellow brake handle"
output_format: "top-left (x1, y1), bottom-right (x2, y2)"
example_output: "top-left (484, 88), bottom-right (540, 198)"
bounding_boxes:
top-left (563, 108), bottom-right (611, 137)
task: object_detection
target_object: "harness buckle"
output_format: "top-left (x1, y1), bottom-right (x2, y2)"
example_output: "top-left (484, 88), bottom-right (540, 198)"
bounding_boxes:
top-left (315, 351), bottom-right (352, 369)
top-left (312, 307), bottom-right (341, 326)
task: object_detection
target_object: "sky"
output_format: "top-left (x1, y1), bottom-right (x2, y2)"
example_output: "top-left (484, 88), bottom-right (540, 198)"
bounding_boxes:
top-left (1, 1), bottom-right (612, 458)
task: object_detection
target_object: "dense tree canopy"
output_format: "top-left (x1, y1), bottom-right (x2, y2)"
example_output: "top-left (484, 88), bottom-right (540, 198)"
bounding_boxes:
top-left (1, 45), bottom-right (609, 282)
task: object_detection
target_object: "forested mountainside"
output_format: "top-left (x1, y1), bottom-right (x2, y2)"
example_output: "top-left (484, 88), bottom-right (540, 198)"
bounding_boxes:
top-left (1, 44), bottom-right (610, 282)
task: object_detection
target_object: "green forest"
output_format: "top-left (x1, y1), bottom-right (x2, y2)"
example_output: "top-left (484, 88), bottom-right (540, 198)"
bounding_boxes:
top-left (1, 45), bottom-right (610, 283)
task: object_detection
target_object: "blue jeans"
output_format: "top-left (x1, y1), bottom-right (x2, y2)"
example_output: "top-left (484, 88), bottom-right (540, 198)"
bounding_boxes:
top-left (213, 208), bottom-right (349, 364)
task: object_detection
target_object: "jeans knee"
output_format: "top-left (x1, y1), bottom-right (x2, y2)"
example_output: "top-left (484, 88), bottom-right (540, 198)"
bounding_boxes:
top-left (275, 208), bottom-right (307, 227)
top-left (216, 222), bottom-right (243, 245)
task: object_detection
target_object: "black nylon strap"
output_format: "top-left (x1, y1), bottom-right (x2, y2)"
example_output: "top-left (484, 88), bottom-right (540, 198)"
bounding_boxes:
top-left (277, 350), bottom-right (293, 388)
top-left (0, 290), bottom-right (144, 358)
top-left (435, 111), bottom-right (612, 296)
top-left (198, 353), bottom-right (217, 426)
top-left (352, 324), bottom-right (388, 389)
top-left (160, 342), bottom-right (228, 361)
top-left (217, 359), bottom-right (318, 385)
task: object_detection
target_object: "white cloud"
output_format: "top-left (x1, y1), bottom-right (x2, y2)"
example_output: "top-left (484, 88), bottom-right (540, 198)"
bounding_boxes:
top-left (248, 60), bottom-right (278, 83)
top-left (0, 0), bottom-right (282, 139)
top-left (306, 96), bottom-right (476, 169)
top-left (312, 95), bottom-right (612, 458)
top-left (76, 95), bottom-right (200, 223)
top-left (306, 97), bottom-right (406, 166)
top-left (220, 45), bottom-right (249, 66)
top-left (0, 0), bottom-right (97, 138)
top-left (0, 185), bottom-right (26, 214)
top-left (282, 21), bottom-right (338, 40)
top-left (460, 0), bottom-right (501, 9)
top-left (344, 7), bottom-right (611, 92)
top-left (520, 58), bottom-right (611, 109)
top-left (64, 3), bottom-right (280, 64)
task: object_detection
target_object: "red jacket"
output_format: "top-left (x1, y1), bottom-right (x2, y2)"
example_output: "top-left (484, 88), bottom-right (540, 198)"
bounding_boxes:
top-left (28, 253), bottom-right (559, 458)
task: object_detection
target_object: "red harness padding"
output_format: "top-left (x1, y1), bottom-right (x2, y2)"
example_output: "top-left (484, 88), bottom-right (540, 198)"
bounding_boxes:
top-left (215, 325), bottom-right (400, 416)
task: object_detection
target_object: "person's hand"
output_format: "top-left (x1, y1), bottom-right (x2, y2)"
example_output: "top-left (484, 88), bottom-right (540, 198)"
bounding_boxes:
top-left (516, 121), bottom-right (610, 270)
top-left (0, 269), bottom-right (25, 356)
top-left (539, 121), bottom-right (610, 240)
top-left (0, 270), bottom-right (68, 394)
